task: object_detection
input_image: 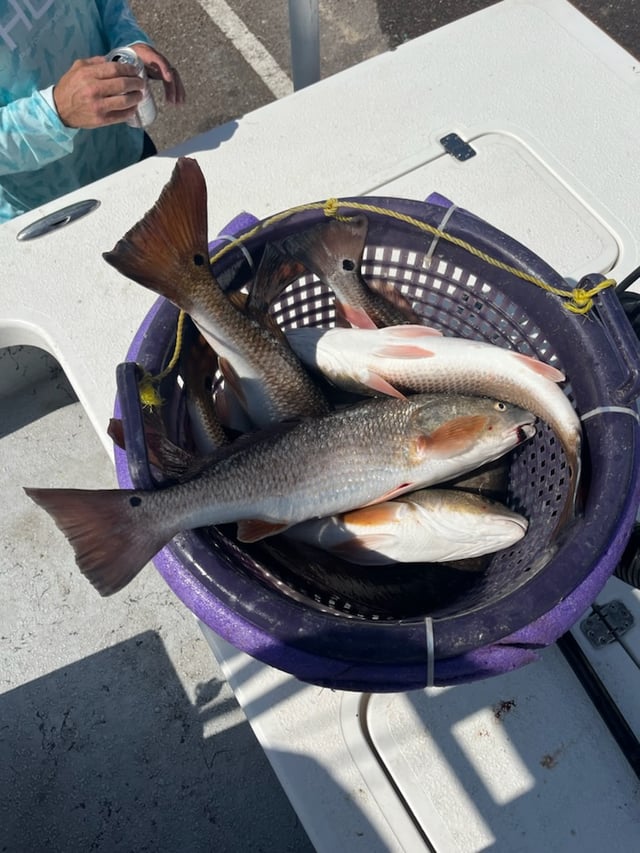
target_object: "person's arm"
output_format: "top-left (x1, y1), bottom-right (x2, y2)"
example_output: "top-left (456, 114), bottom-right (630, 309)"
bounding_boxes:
top-left (97, 0), bottom-right (152, 49)
top-left (0, 91), bottom-right (78, 177)
top-left (0, 58), bottom-right (145, 178)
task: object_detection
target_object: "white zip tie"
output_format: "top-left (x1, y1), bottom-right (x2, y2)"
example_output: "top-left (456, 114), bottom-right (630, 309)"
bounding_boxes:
top-left (212, 233), bottom-right (256, 274)
top-left (425, 616), bottom-right (435, 687)
top-left (424, 203), bottom-right (458, 264)
top-left (581, 405), bottom-right (640, 426)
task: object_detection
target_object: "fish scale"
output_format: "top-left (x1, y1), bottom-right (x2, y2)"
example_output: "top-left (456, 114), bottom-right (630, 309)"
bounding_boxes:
top-left (285, 323), bottom-right (582, 533)
top-left (102, 157), bottom-right (329, 429)
top-left (25, 393), bottom-right (536, 595)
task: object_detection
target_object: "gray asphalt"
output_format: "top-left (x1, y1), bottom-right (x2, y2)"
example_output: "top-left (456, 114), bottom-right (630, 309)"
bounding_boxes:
top-left (129, 0), bottom-right (640, 153)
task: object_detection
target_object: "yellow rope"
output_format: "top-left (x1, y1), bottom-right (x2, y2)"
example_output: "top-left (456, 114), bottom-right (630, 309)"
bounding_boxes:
top-left (208, 197), bottom-right (617, 313)
top-left (139, 197), bottom-right (617, 406)
top-left (137, 308), bottom-right (187, 409)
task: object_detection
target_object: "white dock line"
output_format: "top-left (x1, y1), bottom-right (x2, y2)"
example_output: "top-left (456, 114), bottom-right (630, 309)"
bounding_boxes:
top-left (197, 0), bottom-right (294, 99)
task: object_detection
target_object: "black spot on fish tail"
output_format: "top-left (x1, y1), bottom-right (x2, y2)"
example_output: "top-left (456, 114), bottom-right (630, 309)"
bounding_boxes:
top-left (24, 487), bottom-right (174, 596)
top-left (102, 157), bottom-right (211, 305)
top-left (280, 215), bottom-right (368, 284)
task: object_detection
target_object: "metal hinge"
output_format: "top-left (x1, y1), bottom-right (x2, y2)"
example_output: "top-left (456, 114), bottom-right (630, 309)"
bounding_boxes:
top-left (580, 600), bottom-right (635, 648)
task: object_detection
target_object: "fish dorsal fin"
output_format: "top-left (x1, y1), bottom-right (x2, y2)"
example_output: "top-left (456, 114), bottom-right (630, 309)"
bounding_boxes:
top-left (514, 352), bottom-right (565, 383)
top-left (236, 519), bottom-right (291, 542)
top-left (386, 324), bottom-right (443, 337)
top-left (372, 344), bottom-right (436, 359)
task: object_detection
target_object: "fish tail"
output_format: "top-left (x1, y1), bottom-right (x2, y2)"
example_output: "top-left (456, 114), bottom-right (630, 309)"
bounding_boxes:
top-left (553, 440), bottom-right (583, 536)
top-left (102, 157), bottom-right (210, 304)
top-left (24, 487), bottom-right (174, 596)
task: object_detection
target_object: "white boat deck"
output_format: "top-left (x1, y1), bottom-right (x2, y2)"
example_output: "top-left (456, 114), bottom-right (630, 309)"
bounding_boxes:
top-left (2, 1), bottom-right (640, 849)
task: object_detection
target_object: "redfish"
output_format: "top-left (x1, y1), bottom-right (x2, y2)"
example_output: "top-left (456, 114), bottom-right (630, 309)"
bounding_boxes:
top-left (286, 324), bottom-right (582, 528)
top-left (179, 317), bottom-right (230, 454)
top-left (285, 488), bottom-right (528, 565)
top-left (280, 215), bottom-right (418, 328)
top-left (103, 157), bottom-right (329, 429)
top-left (25, 394), bottom-right (535, 595)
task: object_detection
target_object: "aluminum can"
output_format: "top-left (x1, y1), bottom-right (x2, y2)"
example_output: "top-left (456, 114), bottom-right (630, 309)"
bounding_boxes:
top-left (105, 46), bottom-right (157, 128)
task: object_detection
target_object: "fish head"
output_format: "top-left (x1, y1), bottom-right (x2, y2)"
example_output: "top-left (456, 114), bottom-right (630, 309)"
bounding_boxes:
top-left (437, 491), bottom-right (529, 550)
top-left (409, 396), bottom-right (537, 472)
top-left (407, 489), bottom-right (529, 558)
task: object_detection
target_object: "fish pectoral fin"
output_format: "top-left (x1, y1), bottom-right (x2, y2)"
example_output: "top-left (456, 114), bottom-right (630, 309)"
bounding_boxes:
top-left (331, 534), bottom-right (397, 565)
top-left (415, 415), bottom-right (489, 458)
top-left (342, 501), bottom-right (407, 527)
top-left (236, 518), bottom-right (291, 542)
top-left (514, 352), bottom-right (566, 383)
top-left (359, 369), bottom-right (406, 399)
top-left (335, 300), bottom-right (378, 329)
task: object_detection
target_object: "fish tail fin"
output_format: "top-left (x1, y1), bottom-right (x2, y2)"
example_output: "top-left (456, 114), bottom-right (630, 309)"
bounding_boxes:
top-left (552, 440), bottom-right (583, 537)
top-left (102, 157), bottom-right (210, 304)
top-left (24, 487), bottom-right (173, 596)
top-left (282, 215), bottom-right (368, 281)
top-left (247, 243), bottom-right (307, 315)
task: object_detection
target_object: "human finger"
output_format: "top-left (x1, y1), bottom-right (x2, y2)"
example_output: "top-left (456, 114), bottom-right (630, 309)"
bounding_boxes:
top-left (130, 44), bottom-right (186, 105)
top-left (158, 64), bottom-right (186, 105)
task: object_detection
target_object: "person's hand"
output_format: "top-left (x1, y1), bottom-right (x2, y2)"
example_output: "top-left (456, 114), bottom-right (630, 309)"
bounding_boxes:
top-left (131, 43), bottom-right (186, 106)
top-left (53, 57), bottom-right (145, 128)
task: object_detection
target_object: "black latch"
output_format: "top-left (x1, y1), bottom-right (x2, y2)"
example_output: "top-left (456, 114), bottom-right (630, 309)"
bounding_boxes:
top-left (440, 133), bottom-right (476, 161)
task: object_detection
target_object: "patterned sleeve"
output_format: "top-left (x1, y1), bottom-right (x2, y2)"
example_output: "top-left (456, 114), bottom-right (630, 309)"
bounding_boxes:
top-left (0, 91), bottom-right (77, 177)
top-left (96, 0), bottom-right (152, 49)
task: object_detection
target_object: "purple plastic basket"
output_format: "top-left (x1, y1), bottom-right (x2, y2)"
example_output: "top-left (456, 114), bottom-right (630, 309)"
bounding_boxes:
top-left (113, 198), bottom-right (640, 691)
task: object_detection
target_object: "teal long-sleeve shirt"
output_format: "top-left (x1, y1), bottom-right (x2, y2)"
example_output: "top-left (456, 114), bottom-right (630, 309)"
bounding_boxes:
top-left (0, 0), bottom-right (151, 223)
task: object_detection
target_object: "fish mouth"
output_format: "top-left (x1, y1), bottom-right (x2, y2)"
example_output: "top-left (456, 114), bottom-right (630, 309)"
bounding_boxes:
top-left (515, 422), bottom-right (537, 443)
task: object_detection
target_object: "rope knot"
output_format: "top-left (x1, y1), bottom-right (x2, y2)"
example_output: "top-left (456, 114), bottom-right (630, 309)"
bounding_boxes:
top-left (564, 279), bottom-right (616, 314)
top-left (323, 197), bottom-right (340, 217)
top-left (138, 372), bottom-right (164, 409)
top-left (569, 287), bottom-right (593, 312)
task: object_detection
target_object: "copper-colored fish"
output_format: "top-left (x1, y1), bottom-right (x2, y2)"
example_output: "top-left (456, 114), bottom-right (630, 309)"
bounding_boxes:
top-left (102, 157), bottom-right (329, 429)
top-left (25, 393), bottom-right (536, 595)
top-left (286, 323), bottom-right (582, 530)
top-left (285, 488), bottom-right (528, 565)
top-left (280, 214), bottom-right (418, 328)
top-left (179, 317), bottom-right (229, 454)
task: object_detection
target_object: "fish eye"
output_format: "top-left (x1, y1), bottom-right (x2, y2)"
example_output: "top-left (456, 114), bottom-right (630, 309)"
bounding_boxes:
top-left (494, 401), bottom-right (507, 412)
top-left (342, 258), bottom-right (356, 271)
top-left (129, 496), bottom-right (142, 507)
top-left (193, 253), bottom-right (205, 266)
